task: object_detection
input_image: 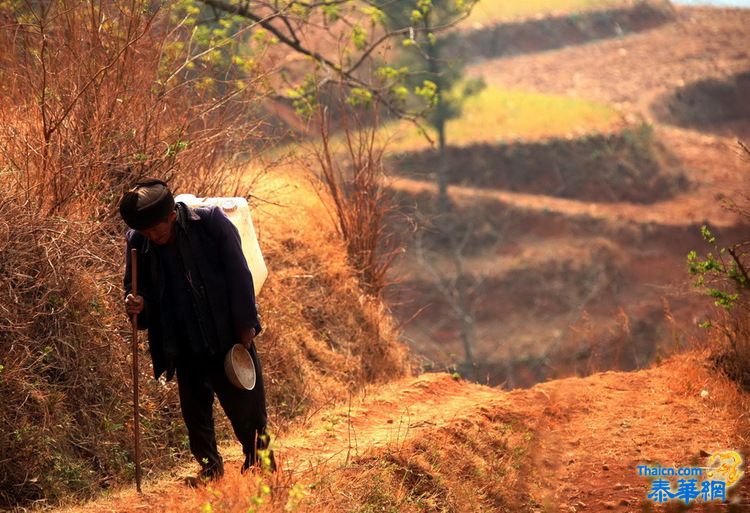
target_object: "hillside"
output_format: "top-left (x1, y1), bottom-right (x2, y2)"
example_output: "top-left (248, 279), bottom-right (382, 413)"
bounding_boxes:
top-left (3, 0), bottom-right (750, 510)
top-left (382, 3), bottom-right (750, 386)
top-left (49, 350), bottom-right (749, 512)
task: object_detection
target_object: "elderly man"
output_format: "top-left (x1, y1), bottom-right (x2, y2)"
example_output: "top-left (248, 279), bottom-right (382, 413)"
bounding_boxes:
top-left (119, 178), bottom-right (275, 484)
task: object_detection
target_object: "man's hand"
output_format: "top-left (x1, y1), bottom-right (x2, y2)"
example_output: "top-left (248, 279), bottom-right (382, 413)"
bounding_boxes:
top-left (239, 328), bottom-right (256, 350)
top-left (125, 294), bottom-right (144, 316)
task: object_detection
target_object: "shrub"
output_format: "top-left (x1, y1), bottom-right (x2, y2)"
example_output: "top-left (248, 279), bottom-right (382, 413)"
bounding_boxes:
top-left (687, 143), bottom-right (750, 388)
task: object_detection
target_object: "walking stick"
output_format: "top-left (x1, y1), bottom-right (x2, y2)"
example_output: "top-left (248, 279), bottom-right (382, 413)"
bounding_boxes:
top-left (130, 248), bottom-right (143, 493)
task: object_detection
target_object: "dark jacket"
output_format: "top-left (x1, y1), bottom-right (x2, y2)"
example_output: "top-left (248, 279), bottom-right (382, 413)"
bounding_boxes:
top-left (124, 202), bottom-right (262, 380)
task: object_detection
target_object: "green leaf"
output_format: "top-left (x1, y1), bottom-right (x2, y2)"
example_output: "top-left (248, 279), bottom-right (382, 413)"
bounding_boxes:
top-left (346, 87), bottom-right (373, 106)
top-left (391, 85), bottom-right (409, 102)
top-left (322, 2), bottom-right (340, 21)
top-left (361, 6), bottom-right (385, 24)
top-left (351, 25), bottom-right (367, 51)
top-left (290, 3), bottom-right (310, 18)
top-left (287, 78), bottom-right (318, 118)
top-left (375, 65), bottom-right (408, 81)
top-left (166, 140), bottom-right (189, 158)
top-left (417, 0), bottom-right (433, 14)
top-left (701, 225), bottom-right (716, 244)
top-left (415, 80), bottom-right (438, 106)
top-left (709, 289), bottom-right (739, 310)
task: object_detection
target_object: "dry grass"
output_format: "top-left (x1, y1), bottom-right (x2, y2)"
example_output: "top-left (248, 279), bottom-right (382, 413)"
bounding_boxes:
top-left (0, 0), bottom-right (272, 219)
top-left (71, 374), bottom-right (535, 513)
top-left (228, 411), bottom-right (532, 513)
top-left (0, 196), bottom-right (189, 507)
top-left (245, 166), bottom-right (414, 411)
top-left (306, 412), bottom-right (535, 513)
top-left (0, 0), bottom-right (413, 508)
top-left (307, 106), bottom-right (404, 298)
top-left (709, 311), bottom-right (750, 386)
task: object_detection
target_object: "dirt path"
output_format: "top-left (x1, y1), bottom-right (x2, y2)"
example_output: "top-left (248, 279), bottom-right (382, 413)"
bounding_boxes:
top-left (53, 353), bottom-right (748, 512)
top-left (269, 372), bottom-right (509, 470)
top-left (53, 373), bottom-right (510, 513)
top-left (517, 353), bottom-right (747, 511)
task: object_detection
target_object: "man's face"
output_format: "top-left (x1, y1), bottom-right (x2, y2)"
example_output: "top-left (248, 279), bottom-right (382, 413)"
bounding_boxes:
top-left (140, 211), bottom-right (177, 245)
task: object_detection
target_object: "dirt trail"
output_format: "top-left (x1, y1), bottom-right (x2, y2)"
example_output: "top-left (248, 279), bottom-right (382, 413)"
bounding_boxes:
top-left (269, 372), bottom-right (509, 470)
top-left (517, 353), bottom-right (747, 511)
top-left (54, 353), bottom-right (747, 512)
top-left (54, 374), bottom-right (509, 513)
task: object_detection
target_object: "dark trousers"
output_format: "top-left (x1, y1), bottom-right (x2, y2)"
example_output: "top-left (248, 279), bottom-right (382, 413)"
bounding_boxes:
top-left (175, 342), bottom-right (270, 472)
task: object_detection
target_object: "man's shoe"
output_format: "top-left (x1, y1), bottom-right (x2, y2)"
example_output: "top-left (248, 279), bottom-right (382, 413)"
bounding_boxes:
top-left (240, 452), bottom-right (254, 474)
top-left (241, 449), bottom-right (277, 474)
top-left (200, 463), bottom-right (225, 480)
top-left (185, 462), bottom-right (224, 487)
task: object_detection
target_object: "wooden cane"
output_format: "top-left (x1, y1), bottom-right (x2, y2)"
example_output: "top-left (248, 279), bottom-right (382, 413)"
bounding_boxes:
top-left (130, 248), bottom-right (143, 493)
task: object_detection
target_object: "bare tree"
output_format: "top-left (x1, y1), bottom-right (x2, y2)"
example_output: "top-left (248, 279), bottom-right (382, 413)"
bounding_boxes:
top-left (408, 202), bottom-right (510, 381)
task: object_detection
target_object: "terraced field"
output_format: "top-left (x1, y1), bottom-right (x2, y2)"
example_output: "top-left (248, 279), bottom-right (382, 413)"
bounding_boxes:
top-left (382, 2), bottom-right (750, 386)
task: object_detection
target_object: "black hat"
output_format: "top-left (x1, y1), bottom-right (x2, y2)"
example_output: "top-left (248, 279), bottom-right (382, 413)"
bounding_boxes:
top-left (119, 178), bottom-right (175, 230)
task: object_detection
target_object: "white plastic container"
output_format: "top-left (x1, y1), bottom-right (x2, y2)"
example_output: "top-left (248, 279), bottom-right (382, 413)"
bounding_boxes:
top-left (175, 194), bottom-right (267, 296)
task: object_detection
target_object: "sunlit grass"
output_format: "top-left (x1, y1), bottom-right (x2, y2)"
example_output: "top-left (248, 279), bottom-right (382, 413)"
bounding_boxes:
top-left (271, 87), bottom-right (622, 158)
top-left (464, 0), bottom-right (627, 26)
top-left (382, 86), bottom-right (622, 153)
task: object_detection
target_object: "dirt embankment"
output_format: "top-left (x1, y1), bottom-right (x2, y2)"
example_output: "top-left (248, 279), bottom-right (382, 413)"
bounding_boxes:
top-left (652, 71), bottom-right (750, 139)
top-left (388, 125), bottom-right (689, 204)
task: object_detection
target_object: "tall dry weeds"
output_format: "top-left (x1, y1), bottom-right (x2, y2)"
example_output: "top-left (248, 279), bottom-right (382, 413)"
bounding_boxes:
top-left (0, 195), bottom-right (192, 506)
top-left (0, 0), bottom-right (269, 506)
top-left (0, 0), bottom-right (268, 219)
top-left (0, 1), bottom-right (413, 508)
top-left (309, 105), bottom-right (403, 299)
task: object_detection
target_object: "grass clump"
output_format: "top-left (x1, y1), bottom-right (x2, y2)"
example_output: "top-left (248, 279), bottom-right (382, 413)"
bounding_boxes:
top-left (310, 409), bottom-right (537, 513)
top-left (0, 197), bottom-right (188, 506)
